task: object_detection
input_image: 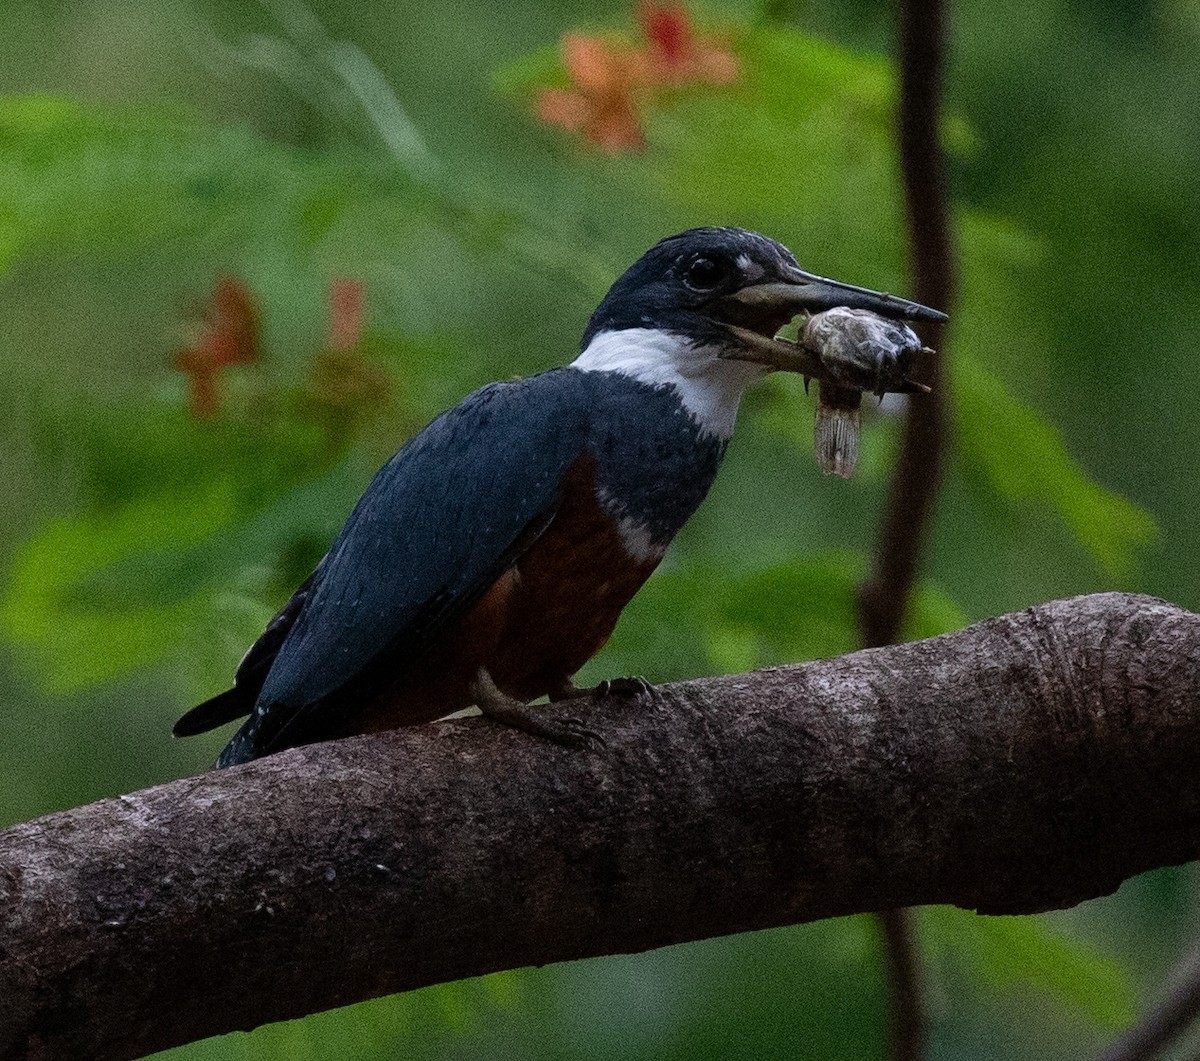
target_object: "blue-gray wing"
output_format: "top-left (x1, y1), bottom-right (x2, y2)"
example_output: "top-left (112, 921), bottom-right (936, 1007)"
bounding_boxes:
top-left (232, 370), bottom-right (592, 761)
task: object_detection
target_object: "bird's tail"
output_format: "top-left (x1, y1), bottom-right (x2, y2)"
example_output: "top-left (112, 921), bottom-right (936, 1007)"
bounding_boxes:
top-left (215, 718), bottom-right (262, 768)
top-left (172, 686), bottom-right (253, 737)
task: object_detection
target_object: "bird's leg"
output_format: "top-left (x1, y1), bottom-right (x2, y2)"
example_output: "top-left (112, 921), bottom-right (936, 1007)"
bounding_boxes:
top-left (471, 668), bottom-right (605, 750)
top-left (548, 675), bottom-right (654, 702)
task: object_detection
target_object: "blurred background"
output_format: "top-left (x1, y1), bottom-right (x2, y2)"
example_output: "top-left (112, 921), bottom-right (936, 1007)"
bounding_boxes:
top-left (1, 0), bottom-right (1198, 1057)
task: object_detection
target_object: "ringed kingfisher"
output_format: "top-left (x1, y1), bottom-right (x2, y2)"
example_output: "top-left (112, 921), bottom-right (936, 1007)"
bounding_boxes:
top-left (174, 227), bottom-right (945, 767)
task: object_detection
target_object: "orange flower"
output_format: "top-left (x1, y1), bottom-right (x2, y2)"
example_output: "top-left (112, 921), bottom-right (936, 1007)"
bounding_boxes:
top-left (175, 277), bottom-right (259, 419)
top-left (535, 34), bottom-right (646, 153)
top-left (532, 3), bottom-right (738, 152)
top-left (637, 1), bottom-right (738, 86)
top-left (308, 280), bottom-right (390, 443)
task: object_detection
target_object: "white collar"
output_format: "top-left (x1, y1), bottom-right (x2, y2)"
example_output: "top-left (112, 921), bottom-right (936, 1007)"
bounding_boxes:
top-left (570, 328), bottom-right (766, 438)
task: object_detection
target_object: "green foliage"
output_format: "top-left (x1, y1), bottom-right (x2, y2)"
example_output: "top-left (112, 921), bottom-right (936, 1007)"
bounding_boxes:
top-left (0, 0), bottom-right (1190, 1057)
top-left (955, 352), bottom-right (1156, 581)
top-left (925, 908), bottom-right (1136, 1030)
top-left (0, 94), bottom-right (381, 274)
top-left (1, 440), bottom-right (366, 692)
top-left (156, 972), bottom-right (523, 1061)
top-left (0, 15), bottom-right (1152, 697)
top-left (648, 29), bottom-right (906, 270)
top-left (624, 550), bottom-right (967, 678)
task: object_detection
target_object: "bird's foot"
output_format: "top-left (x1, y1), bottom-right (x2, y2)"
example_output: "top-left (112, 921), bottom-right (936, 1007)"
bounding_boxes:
top-left (472, 669), bottom-right (606, 751)
top-left (597, 675), bottom-right (654, 700)
top-left (548, 675), bottom-right (653, 702)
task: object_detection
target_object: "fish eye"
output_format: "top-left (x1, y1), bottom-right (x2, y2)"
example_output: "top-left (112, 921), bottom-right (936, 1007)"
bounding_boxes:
top-left (683, 256), bottom-right (730, 292)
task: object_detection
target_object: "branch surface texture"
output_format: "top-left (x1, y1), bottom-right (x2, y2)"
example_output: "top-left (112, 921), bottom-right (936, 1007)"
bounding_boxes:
top-left (3, 592), bottom-right (1198, 1061)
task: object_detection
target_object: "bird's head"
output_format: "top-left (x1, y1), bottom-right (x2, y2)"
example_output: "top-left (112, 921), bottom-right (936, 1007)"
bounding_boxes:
top-left (573, 227), bottom-right (945, 436)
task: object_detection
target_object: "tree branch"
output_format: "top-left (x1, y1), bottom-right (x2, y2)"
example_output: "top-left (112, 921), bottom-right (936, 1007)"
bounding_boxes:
top-left (877, 906), bottom-right (925, 1061)
top-left (3, 592), bottom-right (1199, 1061)
top-left (866, 0), bottom-right (958, 1048)
top-left (861, 0), bottom-right (956, 651)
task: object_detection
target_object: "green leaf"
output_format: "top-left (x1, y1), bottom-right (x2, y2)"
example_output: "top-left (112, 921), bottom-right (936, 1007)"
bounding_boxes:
top-left (924, 907), bottom-right (1136, 1029)
top-left (0, 452), bottom-right (366, 694)
top-left (490, 43), bottom-right (566, 98)
top-left (0, 480), bottom-right (238, 692)
top-left (905, 579), bottom-right (972, 642)
top-left (711, 550), bottom-right (864, 667)
top-left (612, 551), bottom-right (968, 679)
top-left (954, 351), bottom-right (1157, 580)
top-left (642, 29), bottom-right (908, 285)
top-left (151, 970), bottom-right (524, 1061)
top-left (0, 92), bottom-right (439, 277)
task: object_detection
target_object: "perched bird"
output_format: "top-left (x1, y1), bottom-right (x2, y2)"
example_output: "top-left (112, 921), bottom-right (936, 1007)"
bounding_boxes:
top-left (174, 227), bottom-right (944, 766)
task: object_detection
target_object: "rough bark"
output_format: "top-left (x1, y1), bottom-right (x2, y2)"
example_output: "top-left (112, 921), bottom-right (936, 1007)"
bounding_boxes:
top-left (2, 592), bottom-right (1199, 1061)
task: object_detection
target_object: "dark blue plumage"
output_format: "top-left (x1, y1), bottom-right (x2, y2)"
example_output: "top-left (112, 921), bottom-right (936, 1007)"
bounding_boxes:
top-left (206, 369), bottom-right (722, 766)
top-left (581, 371), bottom-right (726, 539)
top-left (175, 227), bottom-right (944, 766)
top-left (261, 377), bottom-right (584, 706)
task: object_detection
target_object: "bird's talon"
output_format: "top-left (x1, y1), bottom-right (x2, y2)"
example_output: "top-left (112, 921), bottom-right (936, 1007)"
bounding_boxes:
top-left (557, 718), bottom-right (607, 751)
top-left (601, 675), bottom-right (653, 699)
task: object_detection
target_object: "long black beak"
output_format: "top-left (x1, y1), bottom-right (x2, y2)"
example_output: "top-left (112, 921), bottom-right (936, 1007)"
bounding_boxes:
top-left (730, 265), bottom-right (947, 324)
top-left (715, 267), bottom-right (946, 390)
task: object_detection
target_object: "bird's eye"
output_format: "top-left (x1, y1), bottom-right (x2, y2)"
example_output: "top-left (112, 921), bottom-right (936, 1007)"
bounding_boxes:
top-left (684, 256), bottom-right (729, 292)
